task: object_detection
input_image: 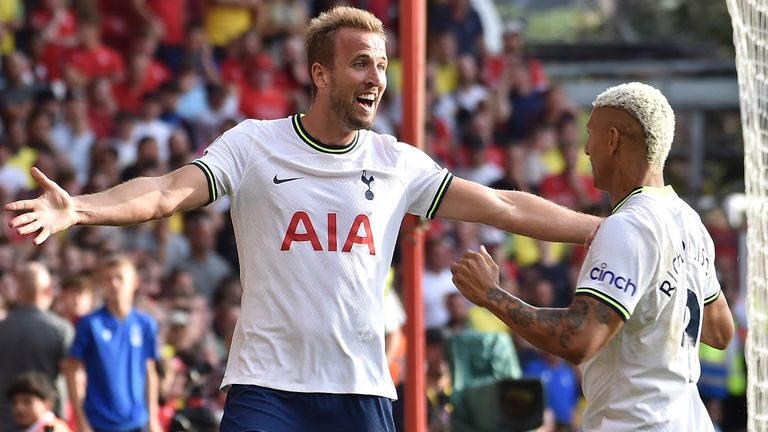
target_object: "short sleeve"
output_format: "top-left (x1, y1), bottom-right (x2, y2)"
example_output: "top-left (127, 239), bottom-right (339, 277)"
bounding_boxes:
top-left (143, 316), bottom-right (159, 361)
top-left (574, 215), bottom-right (658, 321)
top-left (191, 120), bottom-right (256, 204)
top-left (69, 318), bottom-right (92, 360)
top-left (400, 144), bottom-right (453, 219)
top-left (702, 238), bottom-right (722, 306)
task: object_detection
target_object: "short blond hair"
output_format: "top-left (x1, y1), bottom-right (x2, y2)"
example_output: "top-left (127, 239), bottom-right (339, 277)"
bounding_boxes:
top-left (593, 82), bottom-right (675, 172)
top-left (305, 6), bottom-right (386, 97)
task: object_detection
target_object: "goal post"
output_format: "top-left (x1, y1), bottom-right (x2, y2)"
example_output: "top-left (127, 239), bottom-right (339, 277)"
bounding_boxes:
top-left (725, 0), bottom-right (768, 430)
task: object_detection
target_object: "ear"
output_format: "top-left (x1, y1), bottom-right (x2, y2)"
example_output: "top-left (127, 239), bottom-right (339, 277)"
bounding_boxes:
top-left (311, 62), bottom-right (328, 90)
top-left (607, 126), bottom-right (620, 155)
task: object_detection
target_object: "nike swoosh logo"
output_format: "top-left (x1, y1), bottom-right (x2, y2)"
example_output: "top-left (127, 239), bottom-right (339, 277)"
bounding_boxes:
top-left (273, 175), bottom-right (303, 184)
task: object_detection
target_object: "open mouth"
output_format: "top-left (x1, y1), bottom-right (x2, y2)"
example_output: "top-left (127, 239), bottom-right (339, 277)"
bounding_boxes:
top-left (356, 95), bottom-right (376, 110)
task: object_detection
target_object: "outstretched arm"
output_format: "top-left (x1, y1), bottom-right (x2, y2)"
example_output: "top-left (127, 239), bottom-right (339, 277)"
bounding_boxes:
top-left (450, 246), bottom-right (623, 365)
top-left (5, 165), bottom-right (210, 244)
top-left (436, 177), bottom-right (601, 244)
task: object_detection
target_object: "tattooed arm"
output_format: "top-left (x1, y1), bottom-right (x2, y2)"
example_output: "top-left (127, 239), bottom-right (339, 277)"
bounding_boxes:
top-left (451, 246), bottom-right (624, 365)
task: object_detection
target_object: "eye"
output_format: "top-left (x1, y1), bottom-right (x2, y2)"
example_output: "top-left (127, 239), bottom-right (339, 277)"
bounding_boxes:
top-left (377, 64), bottom-right (386, 71)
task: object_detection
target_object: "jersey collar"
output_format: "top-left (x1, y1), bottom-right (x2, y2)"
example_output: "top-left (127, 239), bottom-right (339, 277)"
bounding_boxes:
top-left (292, 114), bottom-right (360, 154)
top-left (612, 185), bottom-right (676, 213)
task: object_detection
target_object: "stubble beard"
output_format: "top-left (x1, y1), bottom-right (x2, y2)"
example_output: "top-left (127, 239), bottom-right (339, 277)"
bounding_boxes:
top-left (329, 84), bottom-right (376, 131)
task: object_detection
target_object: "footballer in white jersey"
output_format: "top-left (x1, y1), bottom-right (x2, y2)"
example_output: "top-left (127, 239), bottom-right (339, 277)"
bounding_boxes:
top-left (192, 115), bottom-right (453, 399)
top-left (450, 82), bottom-right (734, 432)
top-left (574, 186), bottom-right (720, 431)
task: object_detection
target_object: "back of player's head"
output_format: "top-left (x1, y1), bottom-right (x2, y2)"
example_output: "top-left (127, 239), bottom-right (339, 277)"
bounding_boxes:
top-left (592, 82), bottom-right (675, 172)
top-left (305, 6), bottom-right (386, 96)
top-left (15, 262), bottom-right (51, 303)
top-left (6, 372), bottom-right (57, 403)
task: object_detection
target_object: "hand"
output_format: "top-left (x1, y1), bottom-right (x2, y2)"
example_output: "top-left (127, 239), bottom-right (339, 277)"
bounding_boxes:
top-left (450, 245), bottom-right (500, 308)
top-left (148, 418), bottom-right (163, 432)
top-left (585, 220), bottom-right (602, 249)
top-left (4, 167), bottom-right (79, 244)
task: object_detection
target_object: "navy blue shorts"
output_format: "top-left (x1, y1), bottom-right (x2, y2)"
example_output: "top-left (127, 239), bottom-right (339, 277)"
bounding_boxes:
top-left (220, 384), bottom-right (395, 432)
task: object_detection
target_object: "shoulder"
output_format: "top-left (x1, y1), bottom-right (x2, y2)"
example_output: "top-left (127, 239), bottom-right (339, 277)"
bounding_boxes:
top-left (129, 309), bottom-right (157, 324)
top-left (597, 207), bottom-right (658, 247)
top-left (43, 311), bottom-right (74, 333)
top-left (360, 130), bottom-right (436, 165)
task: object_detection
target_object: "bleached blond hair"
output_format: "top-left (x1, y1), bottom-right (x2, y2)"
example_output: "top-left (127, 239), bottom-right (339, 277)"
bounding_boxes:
top-left (593, 82), bottom-right (675, 172)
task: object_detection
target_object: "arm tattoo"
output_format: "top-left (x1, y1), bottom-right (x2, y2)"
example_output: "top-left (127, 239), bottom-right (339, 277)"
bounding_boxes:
top-left (487, 288), bottom-right (507, 307)
top-left (486, 290), bottom-right (614, 356)
top-left (565, 299), bottom-right (590, 332)
top-left (536, 309), bottom-right (563, 336)
top-left (594, 300), bottom-right (615, 324)
top-left (506, 300), bottom-right (534, 328)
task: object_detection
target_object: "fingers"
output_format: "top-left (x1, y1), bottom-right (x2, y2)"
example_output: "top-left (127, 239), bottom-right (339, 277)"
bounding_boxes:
top-left (4, 199), bottom-right (35, 212)
top-left (16, 220), bottom-right (42, 236)
top-left (479, 244), bottom-right (493, 264)
top-left (33, 229), bottom-right (51, 245)
top-left (8, 212), bottom-right (37, 228)
top-left (31, 167), bottom-right (56, 190)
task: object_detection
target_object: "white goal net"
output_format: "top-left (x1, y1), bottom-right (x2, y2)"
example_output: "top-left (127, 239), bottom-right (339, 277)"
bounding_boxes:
top-left (726, 0), bottom-right (768, 430)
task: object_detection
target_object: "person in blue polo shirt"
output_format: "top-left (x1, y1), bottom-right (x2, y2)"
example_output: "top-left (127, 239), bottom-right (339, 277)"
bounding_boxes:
top-left (64, 255), bottom-right (161, 432)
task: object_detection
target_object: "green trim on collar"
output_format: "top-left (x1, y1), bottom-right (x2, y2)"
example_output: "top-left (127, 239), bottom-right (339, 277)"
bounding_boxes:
top-left (292, 114), bottom-right (359, 154)
top-left (612, 185), bottom-right (676, 213)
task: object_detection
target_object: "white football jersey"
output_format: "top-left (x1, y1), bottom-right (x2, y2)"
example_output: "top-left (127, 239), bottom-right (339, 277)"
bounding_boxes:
top-left (192, 115), bottom-right (453, 399)
top-left (574, 186), bottom-right (720, 431)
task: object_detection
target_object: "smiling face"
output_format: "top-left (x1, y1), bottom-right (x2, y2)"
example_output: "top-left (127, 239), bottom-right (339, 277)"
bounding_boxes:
top-left (325, 28), bottom-right (387, 130)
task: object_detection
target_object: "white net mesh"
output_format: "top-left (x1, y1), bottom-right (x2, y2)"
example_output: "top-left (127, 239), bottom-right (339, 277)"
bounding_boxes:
top-left (726, 0), bottom-right (768, 430)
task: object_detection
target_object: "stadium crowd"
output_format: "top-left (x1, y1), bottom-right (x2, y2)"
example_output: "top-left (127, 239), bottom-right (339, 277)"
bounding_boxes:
top-left (0, 0), bottom-right (749, 431)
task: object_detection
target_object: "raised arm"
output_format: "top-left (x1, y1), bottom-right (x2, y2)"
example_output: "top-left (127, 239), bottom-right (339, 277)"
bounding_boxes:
top-left (5, 165), bottom-right (210, 244)
top-left (450, 246), bottom-right (623, 365)
top-left (436, 177), bottom-right (601, 244)
top-left (700, 294), bottom-right (734, 350)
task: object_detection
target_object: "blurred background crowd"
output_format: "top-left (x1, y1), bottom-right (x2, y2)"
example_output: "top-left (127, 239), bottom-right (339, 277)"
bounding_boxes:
top-left (0, 0), bottom-right (750, 431)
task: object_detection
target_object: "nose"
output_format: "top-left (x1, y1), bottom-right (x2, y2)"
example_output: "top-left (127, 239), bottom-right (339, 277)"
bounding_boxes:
top-left (367, 68), bottom-right (385, 88)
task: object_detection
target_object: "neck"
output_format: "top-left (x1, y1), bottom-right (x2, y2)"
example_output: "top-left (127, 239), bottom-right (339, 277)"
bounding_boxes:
top-left (302, 103), bottom-right (356, 147)
top-left (609, 169), bottom-right (665, 208)
top-left (192, 248), bottom-right (208, 261)
top-left (107, 301), bottom-right (131, 319)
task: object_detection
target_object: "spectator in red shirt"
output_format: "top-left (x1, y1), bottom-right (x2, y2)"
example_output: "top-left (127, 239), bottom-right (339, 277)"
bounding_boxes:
top-left (539, 140), bottom-right (603, 212)
top-left (483, 20), bottom-right (547, 91)
top-left (65, 19), bottom-right (125, 87)
top-left (86, 77), bottom-right (118, 138)
top-left (272, 35), bottom-right (310, 111)
top-left (28, 0), bottom-right (79, 81)
top-left (219, 29), bottom-right (263, 88)
top-left (129, 0), bottom-right (188, 72)
top-left (238, 54), bottom-right (292, 120)
top-left (112, 53), bottom-right (154, 114)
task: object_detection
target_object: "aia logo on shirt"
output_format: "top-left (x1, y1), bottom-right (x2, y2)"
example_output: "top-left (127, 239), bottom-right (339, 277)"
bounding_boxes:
top-left (281, 211), bottom-right (376, 255)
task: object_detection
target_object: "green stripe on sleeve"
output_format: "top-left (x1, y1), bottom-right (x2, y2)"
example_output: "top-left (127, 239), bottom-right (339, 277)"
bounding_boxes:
top-left (426, 173), bottom-right (454, 219)
top-left (575, 288), bottom-right (630, 321)
top-left (190, 160), bottom-right (217, 205)
top-left (703, 290), bottom-right (721, 305)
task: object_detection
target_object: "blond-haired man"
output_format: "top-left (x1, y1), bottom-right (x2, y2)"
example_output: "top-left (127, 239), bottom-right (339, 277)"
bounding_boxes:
top-left (452, 83), bottom-right (735, 431)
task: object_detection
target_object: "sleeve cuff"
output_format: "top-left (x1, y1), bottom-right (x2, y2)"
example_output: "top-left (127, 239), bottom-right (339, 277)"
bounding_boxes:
top-left (575, 288), bottom-right (630, 321)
